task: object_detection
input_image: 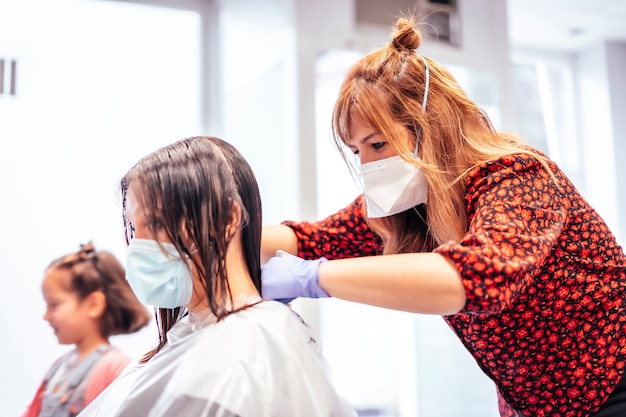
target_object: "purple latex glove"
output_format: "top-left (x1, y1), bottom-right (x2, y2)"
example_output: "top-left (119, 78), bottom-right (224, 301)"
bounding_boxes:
top-left (261, 250), bottom-right (329, 303)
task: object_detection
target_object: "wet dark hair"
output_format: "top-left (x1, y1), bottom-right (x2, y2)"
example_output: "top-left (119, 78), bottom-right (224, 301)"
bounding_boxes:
top-left (47, 242), bottom-right (151, 338)
top-left (120, 136), bottom-right (262, 362)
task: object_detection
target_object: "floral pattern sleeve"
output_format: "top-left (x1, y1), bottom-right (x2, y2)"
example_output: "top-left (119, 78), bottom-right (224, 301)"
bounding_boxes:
top-left (434, 154), bottom-right (568, 314)
top-left (282, 195), bottom-right (383, 261)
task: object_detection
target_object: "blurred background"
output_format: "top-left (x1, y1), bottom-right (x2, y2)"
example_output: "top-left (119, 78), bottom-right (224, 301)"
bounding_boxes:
top-left (1, 0), bottom-right (625, 415)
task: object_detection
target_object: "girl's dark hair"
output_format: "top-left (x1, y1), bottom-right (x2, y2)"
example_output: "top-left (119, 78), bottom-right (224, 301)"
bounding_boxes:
top-left (47, 242), bottom-right (151, 338)
top-left (120, 136), bottom-right (262, 362)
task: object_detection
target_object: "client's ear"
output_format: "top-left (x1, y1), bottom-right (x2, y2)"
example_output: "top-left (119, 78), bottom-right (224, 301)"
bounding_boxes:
top-left (226, 200), bottom-right (242, 240)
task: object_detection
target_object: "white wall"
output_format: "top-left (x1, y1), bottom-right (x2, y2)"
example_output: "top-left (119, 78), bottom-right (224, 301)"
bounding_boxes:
top-left (0, 1), bottom-right (202, 415)
top-left (605, 41), bottom-right (626, 244)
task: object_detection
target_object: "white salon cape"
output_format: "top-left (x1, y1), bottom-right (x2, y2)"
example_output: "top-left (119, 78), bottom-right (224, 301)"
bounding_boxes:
top-left (78, 297), bottom-right (356, 417)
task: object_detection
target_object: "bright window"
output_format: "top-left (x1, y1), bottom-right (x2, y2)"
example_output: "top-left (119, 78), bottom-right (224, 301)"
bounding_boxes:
top-left (511, 56), bottom-right (584, 190)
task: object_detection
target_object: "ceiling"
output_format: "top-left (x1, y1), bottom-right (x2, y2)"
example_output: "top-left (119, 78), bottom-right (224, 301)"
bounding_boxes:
top-left (506, 0), bottom-right (626, 52)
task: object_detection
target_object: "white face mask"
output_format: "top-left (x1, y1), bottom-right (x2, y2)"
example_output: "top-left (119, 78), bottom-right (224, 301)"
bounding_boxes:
top-left (125, 238), bottom-right (193, 308)
top-left (358, 155), bottom-right (428, 218)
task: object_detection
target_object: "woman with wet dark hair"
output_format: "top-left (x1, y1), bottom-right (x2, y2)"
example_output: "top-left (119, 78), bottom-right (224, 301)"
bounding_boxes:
top-left (79, 136), bottom-right (355, 417)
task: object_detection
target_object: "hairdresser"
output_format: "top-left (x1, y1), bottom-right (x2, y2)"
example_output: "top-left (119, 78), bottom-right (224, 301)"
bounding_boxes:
top-left (261, 15), bottom-right (626, 417)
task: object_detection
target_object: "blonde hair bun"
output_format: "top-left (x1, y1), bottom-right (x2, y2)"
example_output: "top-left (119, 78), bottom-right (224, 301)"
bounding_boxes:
top-left (390, 17), bottom-right (422, 51)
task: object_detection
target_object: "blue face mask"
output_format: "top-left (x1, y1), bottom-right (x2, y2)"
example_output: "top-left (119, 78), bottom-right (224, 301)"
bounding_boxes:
top-left (125, 238), bottom-right (193, 308)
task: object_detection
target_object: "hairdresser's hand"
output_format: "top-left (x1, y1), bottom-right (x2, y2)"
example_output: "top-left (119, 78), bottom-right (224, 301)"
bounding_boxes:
top-left (261, 250), bottom-right (329, 303)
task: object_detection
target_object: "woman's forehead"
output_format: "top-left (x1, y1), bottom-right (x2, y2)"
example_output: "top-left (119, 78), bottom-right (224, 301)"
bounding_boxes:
top-left (125, 184), bottom-right (155, 230)
top-left (125, 185), bottom-right (141, 220)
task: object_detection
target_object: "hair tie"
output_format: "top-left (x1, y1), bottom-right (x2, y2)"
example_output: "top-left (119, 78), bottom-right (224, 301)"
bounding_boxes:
top-left (391, 39), bottom-right (401, 51)
top-left (78, 242), bottom-right (97, 261)
top-left (57, 242), bottom-right (97, 268)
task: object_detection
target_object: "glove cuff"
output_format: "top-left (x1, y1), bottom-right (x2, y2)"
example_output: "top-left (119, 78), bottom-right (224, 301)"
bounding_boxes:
top-left (307, 257), bottom-right (330, 298)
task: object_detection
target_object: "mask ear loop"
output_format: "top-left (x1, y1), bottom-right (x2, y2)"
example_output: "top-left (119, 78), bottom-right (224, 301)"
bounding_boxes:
top-left (414, 56), bottom-right (430, 158)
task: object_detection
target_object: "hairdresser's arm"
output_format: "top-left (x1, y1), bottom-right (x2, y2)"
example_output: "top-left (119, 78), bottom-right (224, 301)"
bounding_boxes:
top-left (262, 197), bottom-right (382, 266)
top-left (261, 225), bottom-right (298, 264)
top-left (318, 252), bottom-right (466, 315)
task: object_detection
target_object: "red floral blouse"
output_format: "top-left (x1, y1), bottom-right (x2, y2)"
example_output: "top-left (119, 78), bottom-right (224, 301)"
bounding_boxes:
top-left (283, 153), bottom-right (626, 417)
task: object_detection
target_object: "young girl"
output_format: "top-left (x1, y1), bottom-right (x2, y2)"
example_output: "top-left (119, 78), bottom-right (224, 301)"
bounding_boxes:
top-left (22, 243), bottom-right (151, 417)
top-left (77, 136), bottom-right (355, 417)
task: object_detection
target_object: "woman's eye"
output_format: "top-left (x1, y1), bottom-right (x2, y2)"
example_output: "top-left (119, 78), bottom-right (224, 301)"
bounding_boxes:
top-left (372, 142), bottom-right (385, 150)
